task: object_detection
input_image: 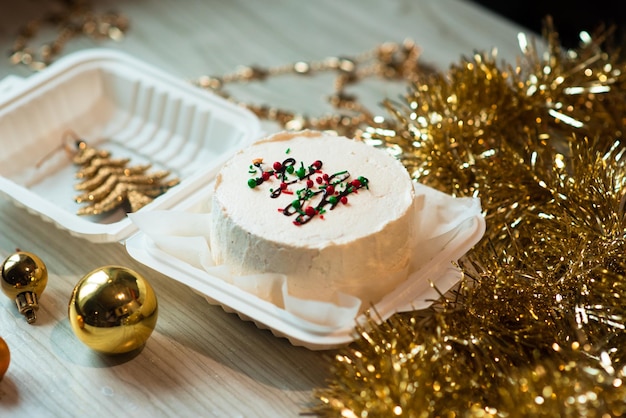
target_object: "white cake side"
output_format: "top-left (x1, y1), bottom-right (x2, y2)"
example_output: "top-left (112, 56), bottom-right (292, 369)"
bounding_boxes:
top-left (209, 130), bottom-right (415, 305)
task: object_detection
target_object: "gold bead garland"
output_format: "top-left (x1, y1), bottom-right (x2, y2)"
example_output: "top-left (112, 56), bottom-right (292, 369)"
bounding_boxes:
top-left (193, 39), bottom-right (427, 138)
top-left (9, 0), bottom-right (129, 71)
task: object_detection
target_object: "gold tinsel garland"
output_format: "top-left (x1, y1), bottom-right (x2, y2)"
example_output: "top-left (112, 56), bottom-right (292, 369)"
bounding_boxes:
top-left (314, 19), bottom-right (626, 417)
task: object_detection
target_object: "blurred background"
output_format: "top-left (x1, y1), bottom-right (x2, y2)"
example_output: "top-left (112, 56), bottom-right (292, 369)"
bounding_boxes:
top-left (471, 0), bottom-right (626, 47)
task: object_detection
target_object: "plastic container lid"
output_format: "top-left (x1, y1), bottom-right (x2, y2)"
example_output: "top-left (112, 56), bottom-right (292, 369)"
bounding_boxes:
top-left (0, 49), bottom-right (262, 243)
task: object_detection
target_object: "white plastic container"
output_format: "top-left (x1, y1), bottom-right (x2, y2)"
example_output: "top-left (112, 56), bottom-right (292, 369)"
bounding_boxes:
top-left (0, 50), bottom-right (485, 350)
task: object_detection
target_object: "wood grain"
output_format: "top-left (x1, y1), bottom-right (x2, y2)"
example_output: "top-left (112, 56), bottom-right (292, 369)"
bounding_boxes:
top-left (0, 1), bottom-right (526, 416)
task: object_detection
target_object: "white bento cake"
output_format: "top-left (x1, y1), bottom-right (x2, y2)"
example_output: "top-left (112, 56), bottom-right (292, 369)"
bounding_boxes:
top-left (209, 130), bottom-right (416, 307)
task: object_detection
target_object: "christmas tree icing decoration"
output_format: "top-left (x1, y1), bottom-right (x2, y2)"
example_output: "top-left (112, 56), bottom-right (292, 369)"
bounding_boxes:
top-left (72, 139), bottom-right (179, 216)
top-left (247, 153), bottom-right (369, 225)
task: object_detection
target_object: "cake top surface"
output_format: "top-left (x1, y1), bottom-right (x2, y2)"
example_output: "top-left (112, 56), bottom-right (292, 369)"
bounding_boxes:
top-left (213, 130), bottom-right (414, 247)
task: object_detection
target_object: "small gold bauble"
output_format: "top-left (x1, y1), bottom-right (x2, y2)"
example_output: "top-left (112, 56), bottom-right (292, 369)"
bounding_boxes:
top-left (0, 337), bottom-right (9, 380)
top-left (68, 265), bottom-right (158, 354)
top-left (1, 251), bottom-right (48, 324)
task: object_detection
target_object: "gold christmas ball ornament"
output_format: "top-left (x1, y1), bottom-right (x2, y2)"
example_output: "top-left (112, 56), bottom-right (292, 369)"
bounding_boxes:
top-left (1, 251), bottom-right (48, 324)
top-left (0, 337), bottom-right (10, 380)
top-left (68, 265), bottom-right (158, 354)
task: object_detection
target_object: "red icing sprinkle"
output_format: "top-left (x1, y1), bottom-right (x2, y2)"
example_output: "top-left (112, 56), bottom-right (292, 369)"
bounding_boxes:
top-left (326, 185), bottom-right (335, 195)
top-left (312, 160), bottom-right (322, 169)
top-left (280, 182), bottom-right (288, 190)
top-left (305, 206), bottom-right (316, 216)
top-left (306, 179), bottom-right (314, 188)
top-left (341, 196), bottom-right (348, 204)
top-left (351, 179), bottom-right (361, 188)
top-left (273, 161), bottom-right (282, 171)
top-left (316, 176), bottom-right (323, 184)
top-left (262, 172), bottom-right (271, 180)
top-left (322, 173), bottom-right (329, 181)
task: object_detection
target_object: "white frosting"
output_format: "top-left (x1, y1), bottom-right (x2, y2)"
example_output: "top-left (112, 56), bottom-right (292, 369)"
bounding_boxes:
top-left (209, 130), bottom-right (415, 307)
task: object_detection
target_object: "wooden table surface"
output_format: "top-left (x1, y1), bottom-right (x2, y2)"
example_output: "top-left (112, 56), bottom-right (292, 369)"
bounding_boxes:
top-left (0, 1), bottom-right (527, 416)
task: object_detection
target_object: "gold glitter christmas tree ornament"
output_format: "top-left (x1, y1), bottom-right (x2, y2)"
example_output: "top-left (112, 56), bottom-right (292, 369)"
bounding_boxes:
top-left (67, 132), bottom-right (179, 215)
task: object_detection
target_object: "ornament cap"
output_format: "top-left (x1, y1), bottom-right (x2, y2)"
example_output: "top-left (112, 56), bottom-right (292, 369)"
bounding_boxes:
top-left (15, 291), bottom-right (39, 324)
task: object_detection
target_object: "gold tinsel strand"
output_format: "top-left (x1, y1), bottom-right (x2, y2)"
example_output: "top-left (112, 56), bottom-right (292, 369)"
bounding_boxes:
top-left (315, 18), bottom-right (626, 417)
